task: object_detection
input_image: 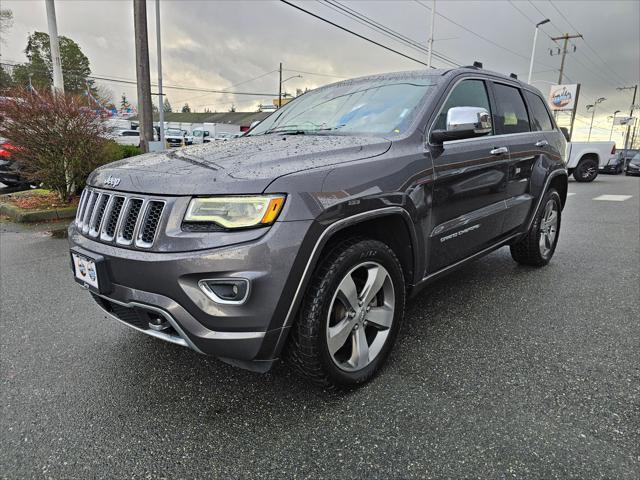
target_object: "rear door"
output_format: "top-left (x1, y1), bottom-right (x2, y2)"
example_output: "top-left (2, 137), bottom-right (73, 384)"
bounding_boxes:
top-left (427, 78), bottom-right (510, 272)
top-left (489, 82), bottom-right (538, 233)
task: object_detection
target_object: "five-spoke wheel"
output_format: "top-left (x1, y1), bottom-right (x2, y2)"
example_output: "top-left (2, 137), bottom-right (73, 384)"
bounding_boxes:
top-left (288, 239), bottom-right (405, 389)
top-left (326, 262), bottom-right (395, 372)
top-left (538, 199), bottom-right (558, 258)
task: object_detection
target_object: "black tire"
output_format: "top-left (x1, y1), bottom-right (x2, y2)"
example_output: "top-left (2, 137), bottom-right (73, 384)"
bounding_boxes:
top-left (287, 238), bottom-right (405, 389)
top-left (510, 189), bottom-right (562, 267)
top-left (573, 157), bottom-right (599, 182)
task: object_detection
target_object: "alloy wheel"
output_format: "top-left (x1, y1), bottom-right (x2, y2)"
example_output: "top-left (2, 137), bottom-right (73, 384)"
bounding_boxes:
top-left (539, 199), bottom-right (559, 258)
top-left (326, 261), bottom-right (395, 372)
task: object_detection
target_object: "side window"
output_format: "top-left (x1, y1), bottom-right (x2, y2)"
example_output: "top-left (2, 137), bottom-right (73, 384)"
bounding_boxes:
top-left (492, 83), bottom-right (530, 134)
top-left (524, 90), bottom-right (554, 131)
top-left (433, 79), bottom-right (492, 133)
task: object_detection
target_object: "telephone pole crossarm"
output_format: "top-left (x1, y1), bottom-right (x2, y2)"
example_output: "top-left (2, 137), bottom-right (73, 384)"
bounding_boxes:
top-left (550, 33), bottom-right (583, 84)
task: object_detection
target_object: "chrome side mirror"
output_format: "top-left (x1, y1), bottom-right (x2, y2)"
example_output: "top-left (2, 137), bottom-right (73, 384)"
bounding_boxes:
top-left (431, 106), bottom-right (492, 143)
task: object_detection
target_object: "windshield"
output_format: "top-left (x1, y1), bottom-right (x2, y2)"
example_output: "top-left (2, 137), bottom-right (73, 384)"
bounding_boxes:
top-left (631, 153), bottom-right (640, 164)
top-left (249, 78), bottom-right (434, 137)
top-left (166, 129), bottom-right (182, 136)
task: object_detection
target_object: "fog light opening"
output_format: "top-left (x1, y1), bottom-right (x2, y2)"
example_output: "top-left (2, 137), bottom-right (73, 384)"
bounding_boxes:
top-left (199, 278), bottom-right (250, 305)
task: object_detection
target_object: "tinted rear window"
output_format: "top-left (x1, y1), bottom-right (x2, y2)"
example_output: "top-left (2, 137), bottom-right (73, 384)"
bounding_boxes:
top-left (524, 91), bottom-right (554, 131)
top-left (493, 83), bottom-right (530, 134)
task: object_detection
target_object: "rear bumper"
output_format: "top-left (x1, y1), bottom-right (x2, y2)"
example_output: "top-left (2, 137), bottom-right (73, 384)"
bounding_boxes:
top-left (68, 218), bottom-right (315, 369)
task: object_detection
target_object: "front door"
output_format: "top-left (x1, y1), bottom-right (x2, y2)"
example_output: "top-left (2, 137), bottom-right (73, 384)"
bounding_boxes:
top-left (427, 78), bottom-right (510, 273)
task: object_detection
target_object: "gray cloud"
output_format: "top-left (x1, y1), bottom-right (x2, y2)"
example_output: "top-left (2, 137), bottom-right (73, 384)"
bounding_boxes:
top-left (2, 0), bottom-right (638, 141)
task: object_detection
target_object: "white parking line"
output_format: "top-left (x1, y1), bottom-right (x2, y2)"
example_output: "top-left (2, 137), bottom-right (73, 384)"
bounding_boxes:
top-left (593, 195), bottom-right (633, 202)
top-left (567, 193), bottom-right (576, 197)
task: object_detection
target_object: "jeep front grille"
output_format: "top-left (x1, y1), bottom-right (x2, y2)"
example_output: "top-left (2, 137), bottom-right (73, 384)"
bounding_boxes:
top-left (75, 187), bottom-right (165, 248)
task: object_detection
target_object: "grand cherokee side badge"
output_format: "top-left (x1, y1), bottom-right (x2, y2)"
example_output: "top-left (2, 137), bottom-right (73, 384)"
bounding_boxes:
top-left (104, 176), bottom-right (121, 188)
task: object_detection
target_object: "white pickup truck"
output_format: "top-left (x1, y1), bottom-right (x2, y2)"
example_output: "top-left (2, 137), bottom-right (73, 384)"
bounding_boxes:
top-left (566, 141), bottom-right (616, 182)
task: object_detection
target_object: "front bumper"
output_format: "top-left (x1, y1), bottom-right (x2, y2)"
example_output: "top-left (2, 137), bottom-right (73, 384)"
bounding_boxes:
top-left (626, 166), bottom-right (640, 176)
top-left (68, 218), bottom-right (314, 369)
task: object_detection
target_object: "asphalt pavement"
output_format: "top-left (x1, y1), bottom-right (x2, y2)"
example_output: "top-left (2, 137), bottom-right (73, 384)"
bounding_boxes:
top-left (1, 174), bottom-right (638, 479)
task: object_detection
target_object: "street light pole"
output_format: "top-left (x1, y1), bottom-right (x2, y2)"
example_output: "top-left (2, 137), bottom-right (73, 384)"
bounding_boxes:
top-left (527, 18), bottom-right (550, 84)
top-left (278, 69), bottom-right (302, 109)
top-left (586, 97), bottom-right (606, 142)
top-left (609, 110), bottom-right (620, 141)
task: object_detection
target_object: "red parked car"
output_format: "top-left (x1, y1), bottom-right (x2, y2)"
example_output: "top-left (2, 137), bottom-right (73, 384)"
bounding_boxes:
top-left (0, 139), bottom-right (27, 187)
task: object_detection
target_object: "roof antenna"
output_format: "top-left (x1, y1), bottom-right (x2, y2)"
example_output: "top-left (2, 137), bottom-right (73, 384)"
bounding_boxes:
top-left (510, 73), bottom-right (518, 79)
top-left (473, 61), bottom-right (483, 68)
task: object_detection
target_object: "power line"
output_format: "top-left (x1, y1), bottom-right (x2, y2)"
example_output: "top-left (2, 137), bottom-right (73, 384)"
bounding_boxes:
top-left (548, 0), bottom-right (629, 85)
top-left (507, 0), bottom-right (536, 24)
top-left (413, 0), bottom-right (556, 69)
top-left (279, 0), bottom-right (432, 68)
top-left (178, 69), bottom-right (279, 103)
top-left (321, 0), bottom-right (459, 67)
top-left (284, 68), bottom-right (348, 79)
top-left (89, 75), bottom-right (277, 96)
top-left (2, 59), bottom-right (278, 97)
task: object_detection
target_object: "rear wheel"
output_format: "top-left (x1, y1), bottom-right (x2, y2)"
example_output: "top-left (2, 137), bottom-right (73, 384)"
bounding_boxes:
top-left (573, 157), bottom-right (598, 182)
top-left (510, 189), bottom-right (561, 267)
top-left (288, 238), bottom-right (405, 389)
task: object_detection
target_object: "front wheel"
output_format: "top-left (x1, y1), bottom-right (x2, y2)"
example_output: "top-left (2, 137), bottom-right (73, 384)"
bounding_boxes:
top-left (510, 189), bottom-right (562, 267)
top-left (288, 238), bottom-right (405, 389)
top-left (573, 157), bottom-right (598, 182)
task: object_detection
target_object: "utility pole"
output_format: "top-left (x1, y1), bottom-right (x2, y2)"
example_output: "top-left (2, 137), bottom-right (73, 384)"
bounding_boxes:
top-left (617, 84), bottom-right (638, 152)
top-left (551, 33), bottom-right (582, 84)
top-left (45, 0), bottom-right (64, 94)
top-left (133, 0), bottom-right (154, 152)
top-left (278, 62), bottom-right (283, 108)
top-left (155, 0), bottom-right (165, 148)
top-left (426, 0), bottom-right (435, 68)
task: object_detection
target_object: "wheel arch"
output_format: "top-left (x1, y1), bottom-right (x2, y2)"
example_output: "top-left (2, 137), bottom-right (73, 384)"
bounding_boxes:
top-left (318, 212), bottom-right (418, 288)
top-left (269, 207), bottom-right (420, 359)
top-left (525, 168), bottom-right (568, 232)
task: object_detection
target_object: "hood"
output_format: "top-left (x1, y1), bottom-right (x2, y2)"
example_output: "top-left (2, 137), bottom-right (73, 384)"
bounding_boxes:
top-left (89, 134), bottom-right (391, 195)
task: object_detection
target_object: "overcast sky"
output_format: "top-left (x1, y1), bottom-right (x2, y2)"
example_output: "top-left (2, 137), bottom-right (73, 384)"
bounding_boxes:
top-left (1, 0), bottom-right (639, 142)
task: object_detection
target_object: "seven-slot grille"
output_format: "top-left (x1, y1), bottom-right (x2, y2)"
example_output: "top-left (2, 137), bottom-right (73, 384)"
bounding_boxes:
top-left (75, 187), bottom-right (165, 248)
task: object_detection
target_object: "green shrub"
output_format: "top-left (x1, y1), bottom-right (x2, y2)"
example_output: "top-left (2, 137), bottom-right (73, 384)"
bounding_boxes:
top-left (119, 144), bottom-right (142, 158)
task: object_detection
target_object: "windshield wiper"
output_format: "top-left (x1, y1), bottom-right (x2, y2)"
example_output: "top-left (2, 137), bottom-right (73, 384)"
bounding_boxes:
top-left (262, 123), bottom-right (346, 136)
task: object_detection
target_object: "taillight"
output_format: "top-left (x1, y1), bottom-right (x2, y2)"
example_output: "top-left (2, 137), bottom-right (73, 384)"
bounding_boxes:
top-left (611, 144), bottom-right (616, 154)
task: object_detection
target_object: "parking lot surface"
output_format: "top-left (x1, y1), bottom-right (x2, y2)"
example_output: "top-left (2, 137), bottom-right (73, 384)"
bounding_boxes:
top-left (1, 175), bottom-right (638, 479)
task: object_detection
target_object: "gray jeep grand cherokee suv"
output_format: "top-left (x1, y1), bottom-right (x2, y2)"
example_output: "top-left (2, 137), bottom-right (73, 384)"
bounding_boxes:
top-left (69, 67), bottom-right (568, 388)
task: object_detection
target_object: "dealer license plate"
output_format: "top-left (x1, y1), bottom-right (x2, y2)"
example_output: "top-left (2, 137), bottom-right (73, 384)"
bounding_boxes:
top-left (72, 253), bottom-right (100, 290)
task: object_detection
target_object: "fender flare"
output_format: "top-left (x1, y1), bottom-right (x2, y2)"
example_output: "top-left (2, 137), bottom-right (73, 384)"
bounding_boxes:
top-left (525, 168), bottom-right (568, 233)
top-left (271, 206), bottom-right (418, 354)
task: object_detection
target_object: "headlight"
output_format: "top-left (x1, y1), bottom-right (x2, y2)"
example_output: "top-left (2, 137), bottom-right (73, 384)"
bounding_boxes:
top-left (184, 195), bottom-right (285, 229)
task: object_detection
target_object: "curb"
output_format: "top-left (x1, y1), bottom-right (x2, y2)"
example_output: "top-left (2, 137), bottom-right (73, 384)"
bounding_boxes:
top-left (0, 202), bottom-right (77, 223)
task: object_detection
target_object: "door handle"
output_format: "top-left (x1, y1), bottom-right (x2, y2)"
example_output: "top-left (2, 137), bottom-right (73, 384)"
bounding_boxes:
top-left (535, 140), bottom-right (549, 147)
top-left (490, 147), bottom-right (509, 155)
